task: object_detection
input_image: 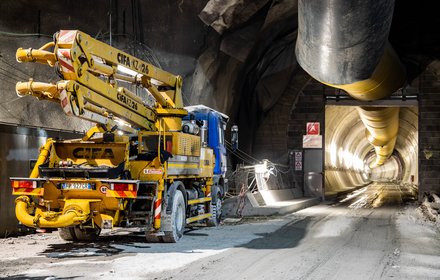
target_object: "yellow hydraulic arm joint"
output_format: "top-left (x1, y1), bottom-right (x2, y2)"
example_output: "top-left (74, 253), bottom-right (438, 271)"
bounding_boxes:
top-left (16, 42), bottom-right (56, 67)
top-left (82, 124), bottom-right (109, 141)
top-left (16, 79), bottom-right (68, 101)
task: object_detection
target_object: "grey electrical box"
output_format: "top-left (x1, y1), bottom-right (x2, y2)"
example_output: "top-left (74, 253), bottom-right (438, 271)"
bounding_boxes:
top-left (304, 149), bottom-right (323, 199)
top-left (304, 149), bottom-right (322, 172)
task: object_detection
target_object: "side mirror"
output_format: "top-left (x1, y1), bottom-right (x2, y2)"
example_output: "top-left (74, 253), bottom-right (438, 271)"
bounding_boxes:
top-left (231, 125), bottom-right (238, 151)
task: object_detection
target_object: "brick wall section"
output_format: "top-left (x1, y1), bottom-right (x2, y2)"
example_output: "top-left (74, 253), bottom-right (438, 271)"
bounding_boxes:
top-left (287, 80), bottom-right (326, 194)
top-left (253, 72), bottom-right (310, 162)
top-left (418, 66), bottom-right (440, 199)
top-left (251, 71), bottom-right (310, 194)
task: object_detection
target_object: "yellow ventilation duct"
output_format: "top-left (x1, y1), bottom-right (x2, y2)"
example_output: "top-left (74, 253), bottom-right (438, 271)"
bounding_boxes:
top-left (296, 0), bottom-right (406, 167)
top-left (357, 107), bottom-right (400, 167)
top-left (322, 44), bottom-right (406, 101)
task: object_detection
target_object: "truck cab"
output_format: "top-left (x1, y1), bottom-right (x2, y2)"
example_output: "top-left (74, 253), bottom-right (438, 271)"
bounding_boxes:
top-left (183, 105), bottom-right (229, 195)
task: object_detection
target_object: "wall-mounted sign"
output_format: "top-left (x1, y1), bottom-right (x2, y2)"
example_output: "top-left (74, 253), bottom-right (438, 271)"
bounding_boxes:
top-left (294, 151), bottom-right (302, 171)
top-left (303, 135), bottom-right (322, 148)
top-left (306, 122), bottom-right (320, 135)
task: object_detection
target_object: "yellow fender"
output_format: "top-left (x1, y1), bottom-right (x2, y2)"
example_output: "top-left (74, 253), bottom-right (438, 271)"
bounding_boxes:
top-left (15, 196), bottom-right (98, 228)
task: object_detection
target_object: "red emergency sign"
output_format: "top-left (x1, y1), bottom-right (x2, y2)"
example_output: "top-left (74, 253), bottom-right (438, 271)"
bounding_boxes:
top-left (306, 122), bottom-right (320, 135)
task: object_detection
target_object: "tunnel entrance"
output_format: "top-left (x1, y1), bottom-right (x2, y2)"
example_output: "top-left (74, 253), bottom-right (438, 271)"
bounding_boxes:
top-left (324, 105), bottom-right (419, 205)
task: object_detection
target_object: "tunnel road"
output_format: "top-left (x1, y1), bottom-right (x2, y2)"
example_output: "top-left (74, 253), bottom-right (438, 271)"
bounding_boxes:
top-left (0, 183), bottom-right (439, 280)
top-left (149, 183), bottom-right (439, 280)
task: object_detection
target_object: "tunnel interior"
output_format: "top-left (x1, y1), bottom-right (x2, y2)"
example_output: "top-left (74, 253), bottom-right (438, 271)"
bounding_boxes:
top-left (325, 105), bottom-right (419, 197)
top-left (0, 0), bottom-right (439, 235)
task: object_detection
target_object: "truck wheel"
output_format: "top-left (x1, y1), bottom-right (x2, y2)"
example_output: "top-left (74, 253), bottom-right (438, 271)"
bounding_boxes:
top-left (163, 190), bottom-right (186, 243)
top-left (207, 192), bottom-right (222, 227)
top-left (73, 225), bottom-right (101, 241)
top-left (58, 227), bottom-right (77, 241)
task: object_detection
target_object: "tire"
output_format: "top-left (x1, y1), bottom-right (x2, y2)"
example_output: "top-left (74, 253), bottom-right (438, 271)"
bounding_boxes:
top-left (58, 227), bottom-right (77, 241)
top-left (73, 225), bottom-right (101, 241)
top-left (162, 190), bottom-right (186, 243)
top-left (207, 192), bottom-right (222, 227)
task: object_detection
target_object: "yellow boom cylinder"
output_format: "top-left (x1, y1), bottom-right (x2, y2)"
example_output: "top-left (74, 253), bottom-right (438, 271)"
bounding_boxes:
top-left (29, 139), bottom-right (54, 178)
top-left (16, 48), bottom-right (56, 66)
top-left (16, 81), bottom-right (60, 100)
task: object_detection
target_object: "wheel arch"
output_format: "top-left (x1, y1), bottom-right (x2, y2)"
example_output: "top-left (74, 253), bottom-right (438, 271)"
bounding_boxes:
top-left (165, 181), bottom-right (187, 215)
top-left (212, 175), bottom-right (227, 200)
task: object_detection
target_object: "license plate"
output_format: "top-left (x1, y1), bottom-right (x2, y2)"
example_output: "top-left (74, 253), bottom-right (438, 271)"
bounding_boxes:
top-left (60, 183), bottom-right (93, 190)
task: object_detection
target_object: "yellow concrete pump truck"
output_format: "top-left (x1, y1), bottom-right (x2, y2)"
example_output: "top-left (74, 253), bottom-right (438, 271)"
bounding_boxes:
top-left (11, 30), bottom-right (236, 242)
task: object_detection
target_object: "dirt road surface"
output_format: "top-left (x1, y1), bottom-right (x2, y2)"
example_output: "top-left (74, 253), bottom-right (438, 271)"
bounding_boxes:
top-left (1, 183), bottom-right (439, 280)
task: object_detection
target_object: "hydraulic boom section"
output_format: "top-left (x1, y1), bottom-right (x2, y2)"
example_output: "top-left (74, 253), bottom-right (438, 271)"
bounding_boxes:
top-left (15, 30), bottom-right (187, 134)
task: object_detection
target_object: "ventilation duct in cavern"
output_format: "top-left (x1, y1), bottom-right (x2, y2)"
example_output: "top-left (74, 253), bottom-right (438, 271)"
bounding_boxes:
top-left (296, 0), bottom-right (406, 174)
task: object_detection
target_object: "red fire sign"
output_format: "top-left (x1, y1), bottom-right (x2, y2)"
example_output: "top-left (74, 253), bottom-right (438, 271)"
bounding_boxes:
top-left (306, 122), bottom-right (320, 135)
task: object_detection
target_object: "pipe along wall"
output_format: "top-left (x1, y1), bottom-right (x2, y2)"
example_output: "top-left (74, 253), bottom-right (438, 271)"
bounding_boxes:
top-left (296, 0), bottom-right (412, 193)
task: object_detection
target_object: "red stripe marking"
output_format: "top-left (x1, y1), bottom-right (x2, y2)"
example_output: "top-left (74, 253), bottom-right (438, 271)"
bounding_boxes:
top-left (57, 49), bottom-right (74, 72)
top-left (154, 199), bottom-right (161, 218)
top-left (13, 188), bottom-right (43, 195)
top-left (60, 90), bottom-right (72, 114)
top-left (59, 30), bottom-right (76, 43)
top-left (61, 96), bottom-right (68, 108)
top-left (59, 49), bottom-right (71, 59)
top-left (123, 191), bottom-right (136, 198)
top-left (105, 190), bottom-right (137, 198)
top-left (59, 59), bottom-right (74, 72)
